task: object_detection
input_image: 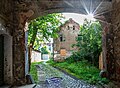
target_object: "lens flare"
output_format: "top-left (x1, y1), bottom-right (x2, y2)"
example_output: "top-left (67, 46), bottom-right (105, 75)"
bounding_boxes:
top-left (86, 13), bottom-right (96, 21)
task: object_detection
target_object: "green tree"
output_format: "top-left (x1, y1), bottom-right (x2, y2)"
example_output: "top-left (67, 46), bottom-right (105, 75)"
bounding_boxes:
top-left (73, 19), bottom-right (102, 66)
top-left (28, 13), bottom-right (64, 70)
top-left (28, 13), bottom-right (64, 49)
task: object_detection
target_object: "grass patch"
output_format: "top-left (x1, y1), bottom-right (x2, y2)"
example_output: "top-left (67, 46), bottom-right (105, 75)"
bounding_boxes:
top-left (47, 59), bottom-right (109, 85)
top-left (30, 62), bottom-right (42, 83)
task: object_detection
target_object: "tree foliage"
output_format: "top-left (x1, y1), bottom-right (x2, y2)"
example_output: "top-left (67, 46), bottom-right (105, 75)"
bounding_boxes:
top-left (41, 46), bottom-right (49, 54)
top-left (28, 13), bottom-right (64, 71)
top-left (72, 19), bottom-right (102, 66)
top-left (28, 13), bottom-right (64, 50)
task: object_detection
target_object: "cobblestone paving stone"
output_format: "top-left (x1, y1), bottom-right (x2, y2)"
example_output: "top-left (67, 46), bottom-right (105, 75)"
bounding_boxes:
top-left (35, 63), bottom-right (97, 88)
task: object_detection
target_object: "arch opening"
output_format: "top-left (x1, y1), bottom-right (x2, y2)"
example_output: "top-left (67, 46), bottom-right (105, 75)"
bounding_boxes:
top-left (28, 11), bottom-right (108, 85)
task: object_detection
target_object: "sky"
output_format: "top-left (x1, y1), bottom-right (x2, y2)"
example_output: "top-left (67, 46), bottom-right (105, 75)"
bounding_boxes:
top-left (62, 13), bottom-right (96, 25)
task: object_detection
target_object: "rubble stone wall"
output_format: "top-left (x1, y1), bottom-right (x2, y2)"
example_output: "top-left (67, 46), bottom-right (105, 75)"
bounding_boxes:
top-left (111, 0), bottom-right (120, 81)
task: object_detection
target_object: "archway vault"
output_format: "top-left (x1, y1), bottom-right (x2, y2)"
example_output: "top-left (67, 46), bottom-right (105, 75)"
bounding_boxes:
top-left (26, 0), bottom-right (112, 20)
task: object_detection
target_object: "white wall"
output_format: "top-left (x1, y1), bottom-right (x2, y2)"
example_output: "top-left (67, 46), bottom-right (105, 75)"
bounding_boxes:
top-left (31, 50), bottom-right (41, 62)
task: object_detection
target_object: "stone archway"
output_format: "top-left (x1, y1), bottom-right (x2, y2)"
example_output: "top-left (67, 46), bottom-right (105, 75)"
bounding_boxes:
top-left (12, 0), bottom-right (113, 85)
top-left (2, 0), bottom-right (120, 86)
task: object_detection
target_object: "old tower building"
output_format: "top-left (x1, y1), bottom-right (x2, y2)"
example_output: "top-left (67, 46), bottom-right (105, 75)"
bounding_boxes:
top-left (54, 18), bottom-right (80, 61)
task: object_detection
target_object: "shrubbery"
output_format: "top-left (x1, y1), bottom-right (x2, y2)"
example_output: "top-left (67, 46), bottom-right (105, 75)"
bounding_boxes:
top-left (47, 59), bottom-right (109, 85)
top-left (41, 46), bottom-right (49, 54)
top-left (72, 19), bottom-right (102, 67)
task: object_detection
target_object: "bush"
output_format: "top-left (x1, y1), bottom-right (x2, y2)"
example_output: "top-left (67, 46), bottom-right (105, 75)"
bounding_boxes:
top-left (65, 52), bottom-right (81, 63)
top-left (73, 19), bottom-right (102, 67)
top-left (41, 46), bottom-right (49, 54)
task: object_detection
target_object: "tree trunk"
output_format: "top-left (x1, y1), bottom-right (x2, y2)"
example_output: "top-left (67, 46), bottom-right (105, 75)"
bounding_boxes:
top-left (28, 27), bottom-right (38, 72)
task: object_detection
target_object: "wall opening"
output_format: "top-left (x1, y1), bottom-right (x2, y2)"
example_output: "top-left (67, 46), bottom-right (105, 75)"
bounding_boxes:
top-left (0, 34), bottom-right (13, 86)
top-left (4, 34), bottom-right (13, 85)
top-left (0, 35), bottom-right (4, 86)
top-left (27, 0), bottom-right (112, 84)
top-left (28, 12), bottom-right (105, 84)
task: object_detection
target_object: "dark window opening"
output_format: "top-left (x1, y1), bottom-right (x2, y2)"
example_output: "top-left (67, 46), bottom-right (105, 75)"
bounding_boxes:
top-left (60, 34), bottom-right (65, 42)
top-left (0, 35), bottom-right (4, 86)
top-left (60, 35), bottom-right (63, 42)
top-left (73, 26), bottom-right (75, 30)
top-left (68, 26), bottom-right (70, 30)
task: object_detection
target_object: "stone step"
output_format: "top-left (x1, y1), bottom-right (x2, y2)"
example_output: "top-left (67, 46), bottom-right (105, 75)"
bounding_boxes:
top-left (17, 84), bottom-right (36, 88)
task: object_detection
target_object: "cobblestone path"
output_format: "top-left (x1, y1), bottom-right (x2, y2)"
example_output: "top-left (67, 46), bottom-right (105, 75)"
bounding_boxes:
top-left (35, 63), bottom-right (97, 88)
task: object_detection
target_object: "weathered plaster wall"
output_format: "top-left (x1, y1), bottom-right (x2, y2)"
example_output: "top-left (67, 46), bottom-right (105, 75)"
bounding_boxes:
top-left (4, 35), bottom-right (13, 85)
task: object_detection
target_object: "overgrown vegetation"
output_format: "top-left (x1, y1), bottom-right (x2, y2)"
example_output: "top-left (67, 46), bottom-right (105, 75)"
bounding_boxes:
top-left (30, 62), bottom-right (42, 83)
top-left (72, 19), bottom-right (102, 67)
top-left (47, 59), bottom-right (109, 85)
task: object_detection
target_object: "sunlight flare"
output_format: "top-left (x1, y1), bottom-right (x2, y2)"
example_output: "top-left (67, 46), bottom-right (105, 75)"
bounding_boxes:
top-left (86, 13), bottom-right (96, 21)
top-left (93, 0), bottom-right (104, 15)
top-left (80, 0), bottom-right (108, 21)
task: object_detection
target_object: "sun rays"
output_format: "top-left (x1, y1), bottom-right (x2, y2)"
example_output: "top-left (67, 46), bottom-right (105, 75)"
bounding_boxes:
top-left (64, 0), bottom-right (112, 18)
top-left (80, 0), bottom-right (112, 21)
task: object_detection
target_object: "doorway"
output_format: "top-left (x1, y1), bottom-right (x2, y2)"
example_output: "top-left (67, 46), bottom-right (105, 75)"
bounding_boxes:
top-left (0, 35), bottom-right (4, 85)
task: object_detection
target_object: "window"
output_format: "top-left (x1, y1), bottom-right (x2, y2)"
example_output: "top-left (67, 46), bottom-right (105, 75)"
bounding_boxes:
top-left (59, 34), bottom-right (65, 42)
top-left (60, 34), bottom-right (63, 42)
top-left (73, 26), bottom-right (75, 30)
top-left (68, 26), bottom-right (70, 30)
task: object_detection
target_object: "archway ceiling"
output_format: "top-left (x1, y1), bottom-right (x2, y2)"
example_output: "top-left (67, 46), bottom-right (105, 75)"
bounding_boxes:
top-left (25, 0), bottom-right (112, 20)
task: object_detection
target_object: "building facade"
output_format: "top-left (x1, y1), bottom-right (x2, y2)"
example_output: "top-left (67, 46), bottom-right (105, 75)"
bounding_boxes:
top-left (54, 18), bottom-right (80, 60)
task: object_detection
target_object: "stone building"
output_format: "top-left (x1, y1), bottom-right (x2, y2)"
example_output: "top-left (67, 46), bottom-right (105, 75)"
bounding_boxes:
top-left (1, 0), bottom-right (120, 87)
top-left (54, 18), bottom-right (80, 61)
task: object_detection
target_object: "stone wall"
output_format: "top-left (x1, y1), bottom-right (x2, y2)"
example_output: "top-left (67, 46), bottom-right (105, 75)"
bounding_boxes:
top-left (0, 0), bottom-right (34, 86)
top-left (102, 0), bottom-right (120, 82)
top-left (54, 19), bottom-right (80, 52)
top-left (11, 1), bottom-right (34, 85)
top-left (111, 0), bottom-right (120, 81)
